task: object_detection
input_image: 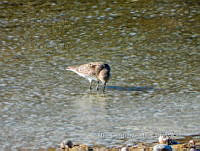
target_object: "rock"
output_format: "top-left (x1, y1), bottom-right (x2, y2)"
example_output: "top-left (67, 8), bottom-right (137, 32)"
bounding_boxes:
top-left (60, 140), bottom-right (73, 149)
top-left (158, 136), bottom-right (169, 144)
top-left (153, 144), bottom-right (172, 151)
top-left (158, 135), bottom-right (178, 145)
top-left (188, 140), bottom-right (199, 151)
top-left (121, 147), bottom-right (128, 151)
top-left (66, 140), bottom-right (73, 148)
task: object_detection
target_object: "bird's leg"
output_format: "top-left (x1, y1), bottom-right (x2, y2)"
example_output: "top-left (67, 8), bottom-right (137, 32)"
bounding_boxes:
top-left (89, 80), bottom-right (92, 90)
top-left (96, 81), bottom-right (100, 91)
top-left (102, 82), bottom-right (106, 92)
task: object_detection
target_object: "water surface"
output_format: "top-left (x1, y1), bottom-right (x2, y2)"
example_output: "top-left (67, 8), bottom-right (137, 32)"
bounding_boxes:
top-left (0, 0), bottom-right (200, 150)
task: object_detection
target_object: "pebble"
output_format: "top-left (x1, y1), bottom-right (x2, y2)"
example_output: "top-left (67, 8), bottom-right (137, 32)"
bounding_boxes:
top-left (153, 144), bottom-right (172, 151)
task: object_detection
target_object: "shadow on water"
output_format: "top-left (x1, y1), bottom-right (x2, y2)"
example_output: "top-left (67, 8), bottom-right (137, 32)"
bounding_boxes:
top-left (106, 85), bottom-right (154, 92)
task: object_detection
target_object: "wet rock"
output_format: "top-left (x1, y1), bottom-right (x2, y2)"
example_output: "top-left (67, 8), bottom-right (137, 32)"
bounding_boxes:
top-left (188, 140), bottom-right (199, 151)
top-left (153, 144), bottom-right (172, 151)
top-left (158, 136), bottom-right (169, 144)
top-left (121, 146), bottom-right (128, 151)
top-left (60, 140), bottom-right (73, 149)
top-left (158, 135), bottom-right (178, 145)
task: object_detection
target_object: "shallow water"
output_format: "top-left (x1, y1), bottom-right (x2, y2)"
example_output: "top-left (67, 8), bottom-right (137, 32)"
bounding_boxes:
top-left (0, 0), bottom-right (200, 150)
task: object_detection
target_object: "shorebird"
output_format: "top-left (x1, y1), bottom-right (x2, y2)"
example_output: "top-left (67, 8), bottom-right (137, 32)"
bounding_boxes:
top-left (66, 62), bottom-right (111, 91)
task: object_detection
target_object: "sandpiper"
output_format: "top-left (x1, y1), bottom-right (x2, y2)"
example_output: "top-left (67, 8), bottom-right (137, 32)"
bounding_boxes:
top-left (66, 62), bottom-right (111, 91)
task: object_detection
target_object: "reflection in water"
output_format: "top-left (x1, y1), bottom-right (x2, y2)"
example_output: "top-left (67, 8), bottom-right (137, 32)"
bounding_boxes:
top-left (0, 0), bottom-right (200, 150)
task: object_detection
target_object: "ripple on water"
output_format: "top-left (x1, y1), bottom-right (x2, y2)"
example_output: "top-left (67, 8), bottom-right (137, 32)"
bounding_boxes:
top-left (0, 0), bottom-right (200, 149)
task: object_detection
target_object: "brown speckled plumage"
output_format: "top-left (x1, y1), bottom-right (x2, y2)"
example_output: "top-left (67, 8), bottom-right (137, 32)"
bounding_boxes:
top-left (66, 62), bottom-right (111, 91)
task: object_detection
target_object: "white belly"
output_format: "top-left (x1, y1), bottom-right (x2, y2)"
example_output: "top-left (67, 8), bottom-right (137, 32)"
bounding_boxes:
top-left (75, 71), bottom-right (97, 82)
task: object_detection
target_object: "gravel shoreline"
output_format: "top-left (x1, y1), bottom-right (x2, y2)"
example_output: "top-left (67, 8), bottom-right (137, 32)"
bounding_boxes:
top-left (12, 135), bottom-right (200, 151)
